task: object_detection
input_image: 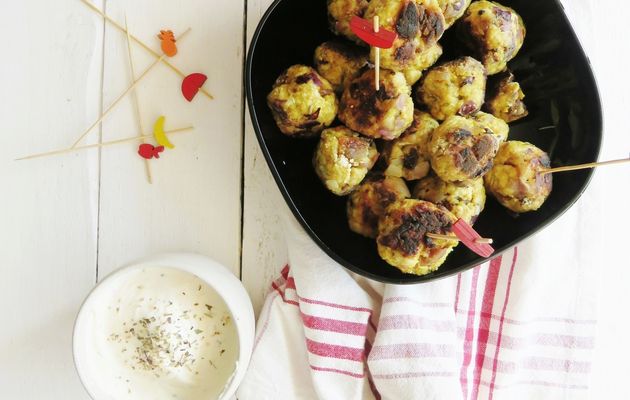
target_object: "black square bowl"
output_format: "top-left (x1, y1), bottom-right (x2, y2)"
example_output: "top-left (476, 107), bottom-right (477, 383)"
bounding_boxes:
top-left (246, 0), bottom-right (602, 284)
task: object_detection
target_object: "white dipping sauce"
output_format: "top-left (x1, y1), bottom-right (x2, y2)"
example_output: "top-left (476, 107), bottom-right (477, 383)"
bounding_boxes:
top-left (82, 267), bottom-right (239, 400)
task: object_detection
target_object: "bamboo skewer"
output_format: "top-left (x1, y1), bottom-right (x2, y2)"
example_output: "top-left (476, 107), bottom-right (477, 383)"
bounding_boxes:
top-left (125, 15), bottom-right (152, 184)
top-left (70, 27), bottom-right (191, 149)
top-left (426, 233), bottom-right (494, 245)
top-left (373, 16), bottom-right (380, 91)
top-left (80, 0), bottom-right (213, 100)
top-left (541, 157), bottom-right (630, 175)
top-left (15, 126), bottom-right (193, 161)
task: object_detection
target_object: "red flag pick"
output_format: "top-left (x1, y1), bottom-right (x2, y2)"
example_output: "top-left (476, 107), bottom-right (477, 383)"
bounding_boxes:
top-left (452, 219), bottom-right (495, 258)
top-left (350, 16), bottom-right (397, 49)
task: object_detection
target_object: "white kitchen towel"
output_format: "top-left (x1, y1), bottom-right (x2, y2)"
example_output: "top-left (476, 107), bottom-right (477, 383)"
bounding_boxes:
top-left (237, 201), bottom-right (600, 400)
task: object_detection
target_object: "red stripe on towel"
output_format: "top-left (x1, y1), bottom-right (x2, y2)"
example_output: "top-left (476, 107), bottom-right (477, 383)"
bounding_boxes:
top-left (455, 273), bottom-right (462, 313)
top-left (306, 338), bottom-right (365, 362)
top-left (471, 256), bottom-right (502, 400)
top-left (478, 378), bottom-right (588, 390)
top-left (272, 281), bottom-right (299, 306)
top-left (365, 340), bottom-right (382, 399)
top-left (373, 371), bottom-right (456, 380)
top-left (489, 248), bottom-right (518, 400)
top-left (301, 312), bottom-right (368, 336)
top-left (382, 297), bottom-right (451, 307)
top-left (460, 266), bottom-right (481, 399)
top-left (280, 264), bottom-right (290, 280)
top-left (285, 277), bottom-right (373, 313)
top-left (377, 315), bottom-right (455, 332)
top-left (369, 343), bottom-right (454, 360)
top-left (310, 365), bottom-right (365, 378)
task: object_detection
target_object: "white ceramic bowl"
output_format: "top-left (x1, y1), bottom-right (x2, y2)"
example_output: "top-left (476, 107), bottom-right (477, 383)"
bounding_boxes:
top-left (73, 253), bottom-right (255, 400)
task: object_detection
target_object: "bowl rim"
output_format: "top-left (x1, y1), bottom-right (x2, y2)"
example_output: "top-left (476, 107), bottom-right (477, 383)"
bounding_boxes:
top-left (72, 252), bottom-right (255, 400)
top-left (245, 0), bottom-right (603, 284)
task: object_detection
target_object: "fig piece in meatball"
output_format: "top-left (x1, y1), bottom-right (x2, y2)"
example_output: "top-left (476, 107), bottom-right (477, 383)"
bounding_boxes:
top-left (484, 141), bottom-right (552, 213)
top-left (339, 68), bottom-right (415, 140)
top-left (413, 175), bottom-right (486, 224)
top-left (381, 110), bottom-right (439, 181)
top-left (428, 115), bottom-right (500, 182)
top-left (267, 65), bottom-right (338, 137)
top-left (328, 0), bottom-right (370, 43)
top-left (458, 1), bottom-right (526, 75)
top-left (313, 126), bottom-right (379, 196)
top-left (314, 41), bottom-right (369, 94)
top-left (438, 0), bottom-right (472, 28)
top-left (417, 56), bottom-right (487, 121)
top-left (377, 199), bottom-right (458, 276)
top-left (484, 72), bottom-right (528, 122)
top-left (347, 175), bottom-right (411, 238)
top-left (365, 0), bottom-right (446, 76)
top-left (470, 111), bottom-right (509, 143)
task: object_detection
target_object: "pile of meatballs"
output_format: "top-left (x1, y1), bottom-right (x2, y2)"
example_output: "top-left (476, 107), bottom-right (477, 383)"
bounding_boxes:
top-left (266, 0), bottom-right (553, 276)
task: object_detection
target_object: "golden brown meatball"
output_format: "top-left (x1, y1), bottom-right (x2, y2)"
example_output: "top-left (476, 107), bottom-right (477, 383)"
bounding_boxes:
top-left (347, 175), bottom-right (411, 238)
top-left (313, 126), bottom-right (379, 195)
top-left (438, 0), bottom-right (472, 28)
top-left (484, 141), bottom-right (552, 213)
top-left (428, 115), bottom-right (500, 182)
top-left (267, 65), bottom-right (338, 137)
top-left (339, 68), bottom-right (414, 140)
top-left (470, 111), bottom-right (509, 143)
top-left (484, 72), bottom-right (528, 122)
top-left (413, 175), bottom-right (485, 224)
top-left (314, 41), bottom-right (369, 93)
top-left (377, 199), bottom-right (458, 275)
top-left (417, 56), bottom-right (487, 121)
top-left (381, 110), bottom-right (439, 180)
top-left (401, 42), bottom-right (444, 85)
top-left (328, 0), bottom-right (370, 43)
top-left (458, 1), bottom-right (526, 75)
top-left (365, 0), bottom-right (446, 76)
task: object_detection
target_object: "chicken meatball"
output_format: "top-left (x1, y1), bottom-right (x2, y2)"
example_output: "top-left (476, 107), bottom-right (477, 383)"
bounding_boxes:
top-left (377, 199), bottom-right (458, 275)
top-left (484, 141), bottom-right (552, 213)
top-left (417, 56), bottom-right (487, 121)
top-left (314, 41), bottom-right (369, 93)
top-left (413, 176), bottom-right (485, 224)
top-left (381, 110), bottom-right (439, 180)
top-left (347, 175), bottom-right (411, 238)
top-left (470, 111), bottom-right (509, 143)
top-left (401, 42), bottom-right (444, 85)
top-left (458, 1), bottom-right (526, 75)
top-left (484, 71), bottom-right (528, 122)
top-left (438, 0), bottom-right (472, 28)
top-left (339, 68), bottom-right (414, 140)
top-left (314, 126), bottom-right (379, 195)
top-left (365, 0), bottom-right (446, 76)
top-left (328, 0), bottom-right (370, 43)
top-left (267, 65), bottom-right (338, 137)
top-left (428, 115), bottom-right (500, 182)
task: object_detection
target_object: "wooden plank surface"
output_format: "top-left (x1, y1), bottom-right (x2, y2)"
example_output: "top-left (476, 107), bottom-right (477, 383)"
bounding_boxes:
top-left (96, 0), bottom-right (245, 279)
top-left (241, 0), bottom-right (288, 316)
top-left (0, 1), bottom-right (104, 398)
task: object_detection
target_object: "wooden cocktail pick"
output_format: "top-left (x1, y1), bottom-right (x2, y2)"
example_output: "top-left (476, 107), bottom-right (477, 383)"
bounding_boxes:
top-left (15, 126), bottom-right (193, 161)
top-left (80, 0), bottom-right (213, 100)
top-left (540, 155), bottom-right (630, 175)
top-left (349, 15), bottom-right (397, 91)
top-left (69, 27), bottom-right (191, 148)
top-left (125, 15), bottom-right (152, 183)
top-left (427, 219), bottom-right (495, 258)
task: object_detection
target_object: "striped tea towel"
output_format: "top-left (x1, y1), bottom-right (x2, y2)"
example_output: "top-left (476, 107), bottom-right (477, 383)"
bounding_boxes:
top-left (237, 202), bottom-right (600, 400)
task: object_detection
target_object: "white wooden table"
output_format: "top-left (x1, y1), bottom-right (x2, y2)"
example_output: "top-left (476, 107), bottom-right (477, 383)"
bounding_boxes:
top-left (0, 0), bottom-right (628, 398)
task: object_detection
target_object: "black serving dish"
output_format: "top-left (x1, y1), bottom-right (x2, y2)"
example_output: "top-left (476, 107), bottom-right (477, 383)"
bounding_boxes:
top-left (246, 0), bottom-right (602, 284)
